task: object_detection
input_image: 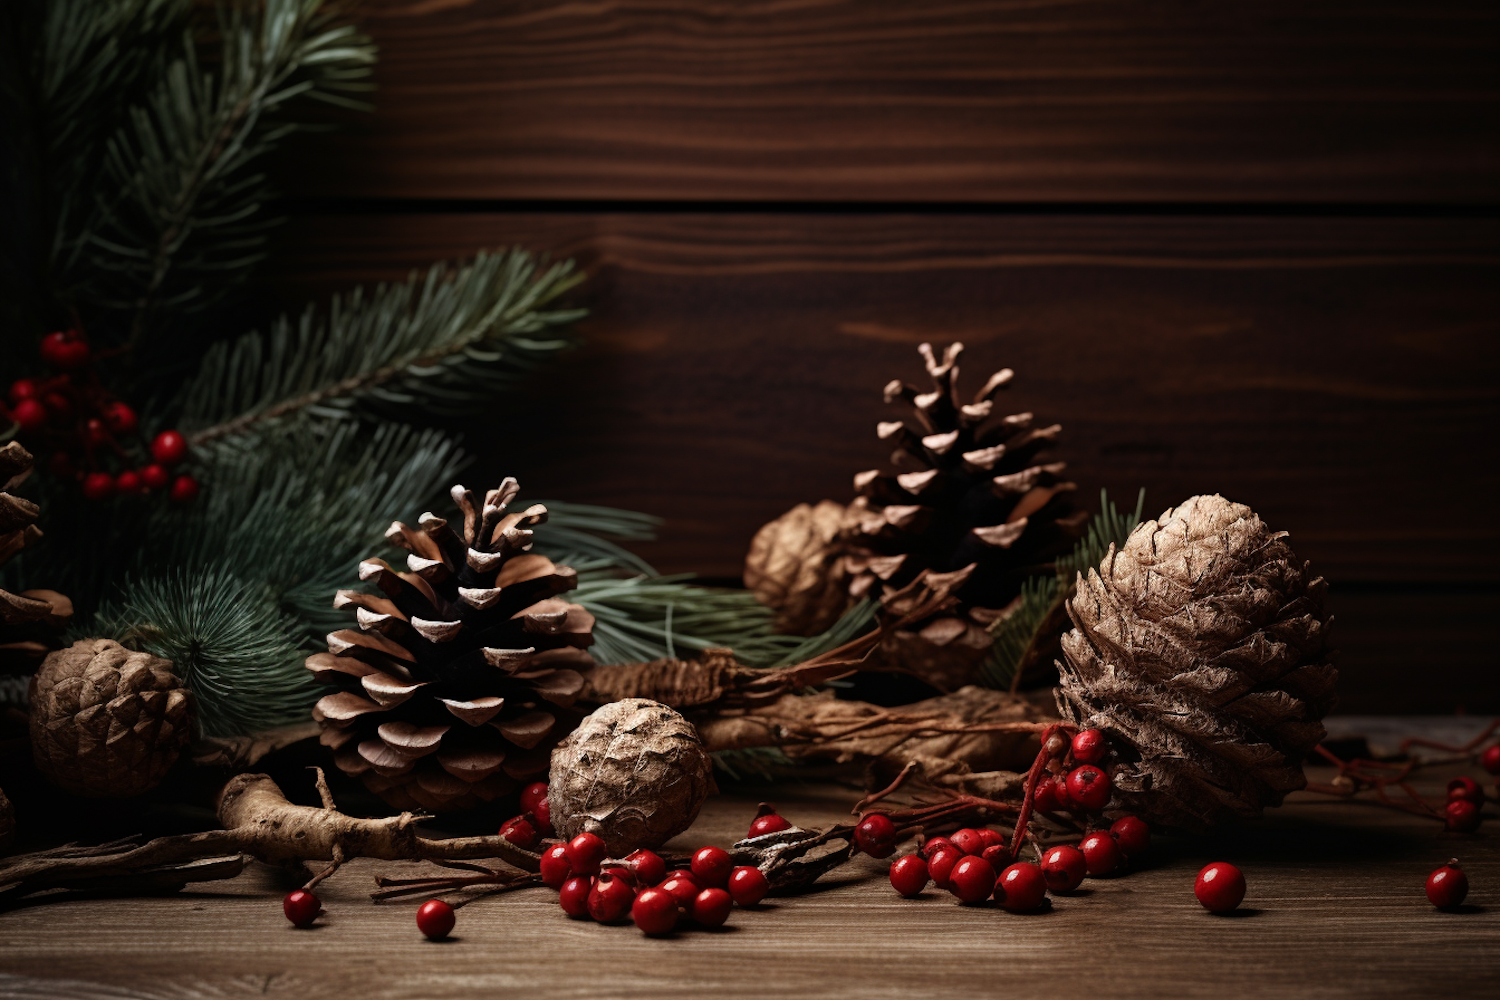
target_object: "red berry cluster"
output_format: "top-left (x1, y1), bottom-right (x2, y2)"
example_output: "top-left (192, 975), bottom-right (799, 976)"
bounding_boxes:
top-left (496, 781), bottom-right (556, 850)
top-left (1444, 777), bottom-right (1485, 833)
top-left (1033, 728), bottom-right (1115, 815)
top-left (4, 329), bottom-right (197, 503)
top-left (889, 826), bottom-right (1050, 912)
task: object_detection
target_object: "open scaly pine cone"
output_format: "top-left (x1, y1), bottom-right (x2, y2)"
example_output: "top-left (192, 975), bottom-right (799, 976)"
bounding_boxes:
top-left (308, 479), bottom-right (595, 812)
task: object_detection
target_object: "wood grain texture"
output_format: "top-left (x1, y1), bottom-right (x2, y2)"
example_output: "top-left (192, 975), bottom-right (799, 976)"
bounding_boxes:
top-left (280, 0), bottom-right (1500, 203)
top-left (1, 769), bottom-right (1497, 999)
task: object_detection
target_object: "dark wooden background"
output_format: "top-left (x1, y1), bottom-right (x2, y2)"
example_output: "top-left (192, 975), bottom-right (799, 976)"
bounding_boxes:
top-left (266, 0), bottom-right (1500, 714)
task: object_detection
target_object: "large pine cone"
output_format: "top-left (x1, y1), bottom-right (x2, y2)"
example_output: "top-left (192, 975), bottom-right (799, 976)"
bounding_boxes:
top-left (1055, 494), bottom-right (1337, 831)
top-left (1, 442), bottom-right (71, 671)
top-left (29, 639), bottom-right (194, 797)
top-left (308, 478), bottom-right (596, 813)
top-left (748, 343), bottom-right (1086, 689)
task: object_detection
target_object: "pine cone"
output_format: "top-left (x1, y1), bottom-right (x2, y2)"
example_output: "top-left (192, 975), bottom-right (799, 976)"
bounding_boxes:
top-left (744, 500), bottom-right (853, 634)
top-left (1, 442), bottom-right (71, 671)
top-left (29, 639), bottom-right (194, 797)
top-left (1055, 494), bottom-right (1338, 831)
top-left (308, 478), bottom-right (596, 813)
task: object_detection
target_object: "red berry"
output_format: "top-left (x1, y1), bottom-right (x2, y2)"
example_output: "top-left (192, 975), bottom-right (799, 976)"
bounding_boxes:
top-left (691, 845), bottom-right (734, 888)
top-left (980, 844), bottom-right (1009, 868)
top-left (995, 862), bottom-right (1048, 912)
top-left (41, 391), bottom-right (72, 422)
top-left (587, 873), bottom-right (635, 924)
top-left (659, 872), bottom-right (700, 909)
top-left (692, 887), bottom-right (733, 928)
top-left (748, 812), bottom-right (793, 838)
top-left (7, 379), bottom-right (38, 405)
top-left (889, 855), bottom-right (929, 897)
top-left (115, 470), bottom-right (142, 495)
top-left (928, 848), bottom-right (962, 890)
top-left (1448, 777), bottom-right (1485, 805)
top-left (1033, 777), bottom-right (1063, 813)
top-left (81, 471), bottom-right (114, 501)
top-left (1426, 860), bottom-right (1469, 909)
top-left (1481, 745), bottom-right (1500, 776)
top-left (540, 843), bottom-right (572, 888)
top-left (39, 329), bottom-right (90, 370)
top-left (1445, 799), bottom-right (1481, 833)
top-left (920, 836), bottom-right (954, 859)
top-left (1078, 832), bottom-right (1122, 877)
top-left (531, 797), bottom-right (553, 835)
top-left (102, 401), bottom-right (137, 435)
top-left (565, 832), bottom-right (607, 875)
top-left (559, 875), bottom-right (595, 918)
top-left (854, 813), bottom-right (898, 857)
top-left (141, 463), bottom-right (170, 490)
top-left (519, 781), bottom-right (548, 815)
top-left (282, 889), bottom-right (320, 927)
top-left (150, 429), bottom-right (188, 466)
top-left (169, 474), bottom-right (199, 503)
top-left (625, 849), bottom-right (667, 887)
top-left (1041, 845), bottom-right (1087, 892)
top-left (1195, 862), bottom-right (1246, 913)
top-left (416, 899), bottom-right (456, 939)
top-left (632, 886), bottom-right (678, 936)
top-left (499, 814), bottom-right (538, 850)
top-left (948, 828), bottom-right (984, 856)
top-left (10, 398), bottom-right (47, 431)
top-left (1071, 728), bottom-right (1108, 765)
top-left (1066, 765), bottom-right (1111, 812)
top-left (976, 828), bottom-right (1005, 851)
top-left (1110, 815), bottom-right (1150, 857)
top-left (85, 417), bottom-right (111, 447)
top-left (728, 865), bottom-right (769, 906)
top-left (948, 856), bottom-right (996, 904)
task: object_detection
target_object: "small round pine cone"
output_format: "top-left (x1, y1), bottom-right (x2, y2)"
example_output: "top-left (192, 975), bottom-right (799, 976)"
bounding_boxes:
top-left (549, 698), bottom-right (716, 856)
top-left (29, 639), bottom-right (194, 798)
top-left (1055, 495), bottom-right (1337, 831)
top-left (744, 500), bottom-right (853, 635)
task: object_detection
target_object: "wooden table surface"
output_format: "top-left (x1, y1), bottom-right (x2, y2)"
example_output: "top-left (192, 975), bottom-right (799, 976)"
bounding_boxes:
top-left (1, 759), bottom-right (1496, 999)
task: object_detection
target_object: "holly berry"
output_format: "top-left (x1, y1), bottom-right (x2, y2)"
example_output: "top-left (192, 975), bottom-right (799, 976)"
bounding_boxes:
top-left (1041, 845), bottom-right (1088, 892)
top-left (10, 398), bottom-right (47, 431)
top-left (1071, 728), bottom-right (1108, 765)
top-left (282, 889), bottom-right (320, 927)
top-left (565, 832), bottom-right (607, 875)
top-left (727, 865), bottom-right (769, 907)
top-left (692, 887), bottom-right (733, 928)
top-left (624, 849), bottom-right (667, 887)
top-left (976, 828), bottom-right (1005, 851)
top-left (540, 843), bottom-right (572, 888)
top-left (995, 862), bottom-right (1048, 913)
top-left (1445, 799), bottom-right (1481, 833)
top-left (1447, 777), bottom-right (1485, 805)
top-left (948, 856), bottom-right (996, 904)
top-left (531, 797), bottom-right (553, 836)
top-left (980, 844), bottom-right (1009, 868)
top-left (659, 872), bottom-right (701, 908)
top-left (928, 848), bottom-right (962, 890)
top-left (691, 845), bottom-right (734, 888)
top-left (141, 463), bottom-right (170, 491)
top-left (1481, 745), bottom-right (1500, 776)
top-left (169, 474), bottom-right (199, 504)
top-left (889, 855), bottom-right (929, 898)
top-left (1110, 815), bottom-right (1150, 857)
top-left (81, 471), bottom-right (114, 501)
top-left (1078, 831), bottom-right (1122, 877)
top-left (1194, 862), bottom-right (1246, 913)
top-left (1033, 777), bottom-right (1063, 814)
top-left (40, 329), bottom-right (90, 370)
top-left (519, 781), bottom-right (548, 815)
top-left (559, 875), bottom-right (596, 918)
top-left (85, 417), bottom-right (110, 446)
top-left (150, 429), bottom-right (189, 466)
top-left (587, 873), bottom-right (636, 923)
top-left (920, 836), bottom-right (954, 859)
top-left (102, 401), bottom-right (137, 435)
top-left (115, 469), bottom-right (142, 495)
top-left (632, 886), bottom-right (679, 936)
top-left (499, 814), bottom-right (538, 850)
top-left (1066, 765), bottom-right (1111, 812)
top-left (7, 379), bottom-right (38, 405)
top-left (416, 899), bottom-right (456, 939)
top-left (1425, 859), bottom-right (1469, 909)
top-left (948, 828), bottom-right (984, 856)
top-left (748, 805), bottom-right (793, 838)
top-left (854, 812), bottom-right (897, 858)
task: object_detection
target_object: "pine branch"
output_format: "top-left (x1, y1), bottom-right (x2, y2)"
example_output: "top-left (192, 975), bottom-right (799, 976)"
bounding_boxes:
top-left (179, 250), bottom-right (585, 450)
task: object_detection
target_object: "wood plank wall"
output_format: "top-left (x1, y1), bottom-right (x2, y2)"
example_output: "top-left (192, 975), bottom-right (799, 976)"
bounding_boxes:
top-left (267, 0), bottom-right (1500, 713)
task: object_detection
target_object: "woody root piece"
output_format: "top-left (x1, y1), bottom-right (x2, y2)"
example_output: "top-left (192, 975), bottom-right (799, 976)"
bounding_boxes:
top-left (0, 769), bottom-right (542, 905)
